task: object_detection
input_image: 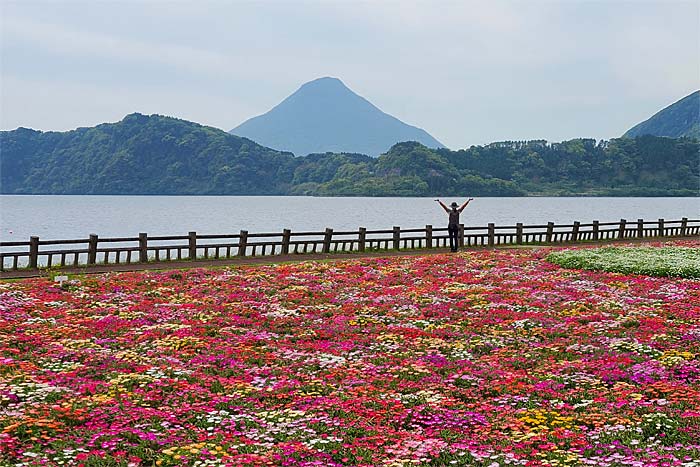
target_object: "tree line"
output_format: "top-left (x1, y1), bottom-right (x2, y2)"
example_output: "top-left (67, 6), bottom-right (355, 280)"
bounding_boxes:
top-left (1, 113), bottom-right (697, 196)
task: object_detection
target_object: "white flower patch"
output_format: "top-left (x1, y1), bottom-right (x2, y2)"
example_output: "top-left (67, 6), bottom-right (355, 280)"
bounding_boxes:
top-left (316, 353), bottom-right (347, 368)
top-left (511, 319), bottom-right (540, 330)
top-left (559, 372), bottom-right (603, 388)
top-left (548, 246), bottom-right (700, 278)
top-left (38, 358), bottom-right (82, 373)
top-left (606, 338), bottom-right (663, 357)
top-left (263, 306), bottom-right (300, 318)
top-left (0, 379), bottom-right (72, 404)
top-left (565, 343), bottom-right (600, 353)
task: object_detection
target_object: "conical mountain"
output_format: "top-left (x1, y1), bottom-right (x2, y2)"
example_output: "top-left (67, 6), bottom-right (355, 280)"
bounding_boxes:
top-left (624, 90), bottom-right (699, 139)
top-left (230, 77), bottom-right (445, 156)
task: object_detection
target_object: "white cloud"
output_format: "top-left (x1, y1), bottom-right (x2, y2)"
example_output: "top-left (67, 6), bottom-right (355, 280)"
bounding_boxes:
top-left (1, 0), bottom-right (698, 147)
top-left (0, 75), bottom-right (242, 132)
top-left (3, 15), bottom-right (238, 77)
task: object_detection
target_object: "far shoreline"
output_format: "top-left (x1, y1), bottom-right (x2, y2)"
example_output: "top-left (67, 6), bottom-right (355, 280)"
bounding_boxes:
top-left (1, 193), bottom-right (699, 198)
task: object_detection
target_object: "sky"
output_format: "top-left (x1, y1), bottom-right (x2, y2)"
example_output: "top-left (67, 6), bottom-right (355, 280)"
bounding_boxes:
top-left (1, 0), bottom-right (698, 148)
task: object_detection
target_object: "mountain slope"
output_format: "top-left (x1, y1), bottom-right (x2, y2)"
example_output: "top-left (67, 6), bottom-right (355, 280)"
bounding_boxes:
top-left (0, 113), bottom-right (297, 194)
top-left (230, 77), bottom-right (445, 156)
top-left (624, 91), bottom-right (700, 139)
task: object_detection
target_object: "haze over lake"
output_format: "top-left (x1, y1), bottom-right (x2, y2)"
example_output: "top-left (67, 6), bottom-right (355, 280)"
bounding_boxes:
top-left (2, 195), bottom-right (698, 241)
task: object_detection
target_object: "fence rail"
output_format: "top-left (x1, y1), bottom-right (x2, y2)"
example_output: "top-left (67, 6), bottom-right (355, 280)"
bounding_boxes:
top-left (1, 218), bottom-right (697, 272)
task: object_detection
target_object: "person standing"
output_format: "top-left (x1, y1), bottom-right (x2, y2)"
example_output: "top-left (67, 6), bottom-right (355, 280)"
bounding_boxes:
top-left (435, 198), bottom-right (473, 252)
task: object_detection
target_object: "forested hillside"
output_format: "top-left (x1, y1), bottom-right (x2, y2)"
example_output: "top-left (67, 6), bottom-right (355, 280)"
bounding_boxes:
top-left (624, 91), bottom-right (699, 139)
top-left (1, 113), bottom-right (297, 195)
top-left (2, 114), bottom-right (697, 196)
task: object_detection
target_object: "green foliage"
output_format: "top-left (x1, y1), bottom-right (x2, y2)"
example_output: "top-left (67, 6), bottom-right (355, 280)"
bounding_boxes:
top-left (439, 137), bottom-right (699, 196)
top-left (547, 246), bottom-right (700, 278)
top-left (1, 113), bottom-right (698, 196)
top-left (0, 114), bottom-right (298, 195)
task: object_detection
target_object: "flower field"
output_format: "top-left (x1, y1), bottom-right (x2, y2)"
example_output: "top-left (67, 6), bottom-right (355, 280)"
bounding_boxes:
top-left (547, 246), bottom-right (700, 279)
top-left (1, 241), bottom-right (699, 467)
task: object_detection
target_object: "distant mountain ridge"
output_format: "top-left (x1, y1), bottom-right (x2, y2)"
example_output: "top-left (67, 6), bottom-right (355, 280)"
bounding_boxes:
top-left (0, 113), bottom-right (296, 195)
top-left (624, 91), bottom-right (699, 139)
top-left (230, 77), bottom-right (445, 156)
top-left (2, 113), bottom-right (698, 197)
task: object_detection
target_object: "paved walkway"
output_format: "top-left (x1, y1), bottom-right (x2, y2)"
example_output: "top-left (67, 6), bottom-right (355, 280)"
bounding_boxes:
top-left (2, 236), bottom-right (696, 280)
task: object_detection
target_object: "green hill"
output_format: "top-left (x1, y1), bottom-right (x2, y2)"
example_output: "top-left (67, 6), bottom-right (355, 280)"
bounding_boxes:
top-left (1, 113), bottom-right (698, 196)
top-left (624, 91), bottom-right (700, 139)
top-left (0, 113), bottom-right (297, 195)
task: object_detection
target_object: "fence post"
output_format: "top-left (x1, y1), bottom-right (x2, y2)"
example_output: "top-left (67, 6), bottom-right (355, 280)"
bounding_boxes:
top-left (637, 219), bottom-right (644, 238)
top-left (139, 233), bottom-right (148, 262)
top-left (237, 230), bottom-right (248, 257)
top-left (571, 221), bottom-right (580, 242)
top-left (425, 225), bottom-right (433, 248)
top-left (459, 224), bottom-right (465, 248)
top-left (323, 228), bottom-right (333, 253)
top-left (88, 234), bottom-right (98, 265)
top-left (281, 229), bottom-right (291, 255)
top-left (546, 222), bottom-right (554, 243)
top-left (358, 227), bottom-right (366, 252)
top-left (188, 231), bottom-right (197, 259)
top-left (681, 217), bottom-right (688, 236)
top-left (29, 236), bottom-right (39, 269)
top-left (618, 219), bottom-right (626, 240)
top-left (487, 223), bottom-right (495, 247)
top-left (516, 223), bottom-right (523, 244)
top-left (592, 220), bottom-right (599, 241)
top-left (658, 218), bottom-right (665, 237)
top-left (393, 226), bottom-right (400, 250)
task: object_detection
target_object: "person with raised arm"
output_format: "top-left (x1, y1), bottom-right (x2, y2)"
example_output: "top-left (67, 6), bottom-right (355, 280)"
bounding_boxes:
top-left (435, 198), bottom-right (474, 252)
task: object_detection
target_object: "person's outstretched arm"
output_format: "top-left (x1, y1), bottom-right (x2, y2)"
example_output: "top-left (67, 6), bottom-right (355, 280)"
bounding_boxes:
top-left (458, 198), bottom-right (474, 212)
top-left (435, 199), bottom-right (450, 213)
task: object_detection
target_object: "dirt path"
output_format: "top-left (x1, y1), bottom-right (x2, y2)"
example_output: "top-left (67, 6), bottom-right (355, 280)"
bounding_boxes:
top-left (2, 236), bottom-right (697, 280)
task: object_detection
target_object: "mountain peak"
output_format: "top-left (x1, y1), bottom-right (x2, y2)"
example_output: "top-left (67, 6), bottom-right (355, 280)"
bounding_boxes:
top-left (122, 112), bottom-right (148, 120)
top-left (286, 77), bottom-right (357, 103)
top-left (299, 76), bottom-right (347, 89)
top-left (231, 78), bottom-right (445, 156)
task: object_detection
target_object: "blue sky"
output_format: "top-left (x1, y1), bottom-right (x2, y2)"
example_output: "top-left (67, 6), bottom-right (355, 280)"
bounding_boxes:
top-left (1, 0), bottom-right (698, 148)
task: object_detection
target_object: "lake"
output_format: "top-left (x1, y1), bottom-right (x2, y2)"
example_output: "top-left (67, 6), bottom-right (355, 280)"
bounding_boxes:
top-left (1, 195), bottom-right (698, 241)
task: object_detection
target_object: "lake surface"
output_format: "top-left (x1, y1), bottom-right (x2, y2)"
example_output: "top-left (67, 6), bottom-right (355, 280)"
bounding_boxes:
top-left (1, 195), bottom-right (698, 241)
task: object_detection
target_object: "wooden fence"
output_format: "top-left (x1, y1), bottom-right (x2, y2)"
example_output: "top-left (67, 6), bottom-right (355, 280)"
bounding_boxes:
top-left (1, 218), bottom-right (697, 272)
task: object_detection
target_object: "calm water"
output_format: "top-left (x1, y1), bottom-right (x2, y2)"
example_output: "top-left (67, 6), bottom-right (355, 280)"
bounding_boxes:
top-left (0, 195), bottom-right (698, 241)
